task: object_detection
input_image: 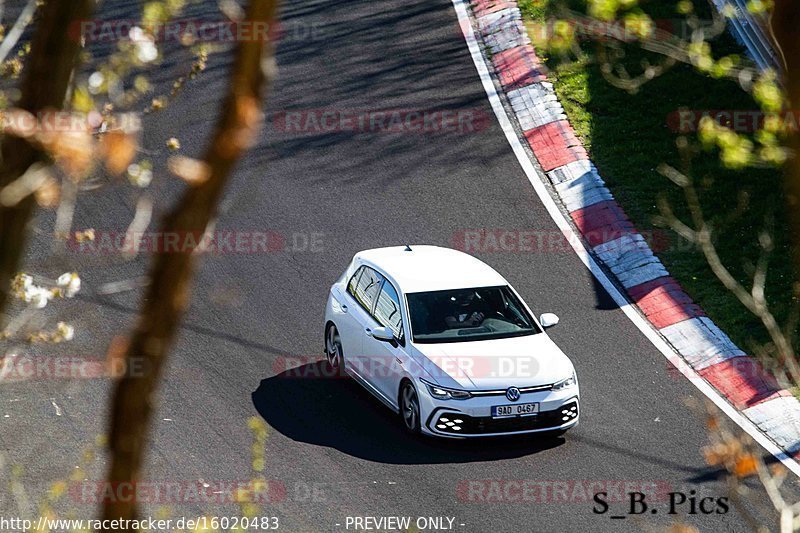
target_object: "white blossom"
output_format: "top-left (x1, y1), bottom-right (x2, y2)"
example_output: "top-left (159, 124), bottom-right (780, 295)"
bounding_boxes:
top-left (18, 274), bottom-right (32, 291)
top-left (88, 71), bottom-right (105, 94)
top-left (137, 169), bottom-right (153, 187)
top-left (25, 286), bottom-right (52, 309)
top-left (57, 272), bottom-right (81, 297)
top-left (130, 27), bottom-right (158, 63)
top-left (56, 322), bottom-right (74, 341)
top-left (127, 163), bottom-right (152, 188)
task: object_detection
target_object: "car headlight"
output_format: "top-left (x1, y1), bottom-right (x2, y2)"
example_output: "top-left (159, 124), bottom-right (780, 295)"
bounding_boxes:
top-left (422, 379), bottom-right (472, 400)
top-left (552, 371), bottom-right (577, 391)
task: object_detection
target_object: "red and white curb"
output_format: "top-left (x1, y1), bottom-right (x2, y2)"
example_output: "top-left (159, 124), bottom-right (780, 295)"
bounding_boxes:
top-left (458, 0), bottom-right (800, 465)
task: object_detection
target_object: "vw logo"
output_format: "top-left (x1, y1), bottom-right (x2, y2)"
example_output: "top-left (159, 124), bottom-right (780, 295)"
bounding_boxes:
top-left (506, 387), bottom-right (521, 402)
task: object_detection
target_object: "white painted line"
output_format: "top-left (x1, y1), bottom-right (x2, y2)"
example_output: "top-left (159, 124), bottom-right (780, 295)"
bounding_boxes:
top-left (451, 0), bottom-right (800, 476)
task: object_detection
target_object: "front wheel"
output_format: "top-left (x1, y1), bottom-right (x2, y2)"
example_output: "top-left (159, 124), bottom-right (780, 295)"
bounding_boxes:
top-left (400, 381), bottom-right (421, 434)
top-left (325, 324), bottom-right (344, 375)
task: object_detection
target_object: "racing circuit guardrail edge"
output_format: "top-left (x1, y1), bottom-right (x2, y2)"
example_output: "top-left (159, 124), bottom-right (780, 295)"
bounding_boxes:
top-left (710, 0), bottom-right (781, 73)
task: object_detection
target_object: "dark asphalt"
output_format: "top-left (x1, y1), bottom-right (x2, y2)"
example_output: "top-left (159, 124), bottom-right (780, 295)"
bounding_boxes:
top-left (1, 0), bottom-right (797, 531)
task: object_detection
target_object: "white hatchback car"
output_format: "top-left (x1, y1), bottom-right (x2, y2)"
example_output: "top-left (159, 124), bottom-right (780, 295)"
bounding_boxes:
top-left (324, 245), bottom-right (579, 438)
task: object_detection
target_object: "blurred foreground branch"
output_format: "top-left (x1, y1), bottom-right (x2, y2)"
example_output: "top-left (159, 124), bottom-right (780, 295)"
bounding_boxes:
top-left (101, 0), bottom-right (279, 527)
top-left (0, 0), bottom-right (93, 326)
top-left (771, 1), bottom-right (800, 284)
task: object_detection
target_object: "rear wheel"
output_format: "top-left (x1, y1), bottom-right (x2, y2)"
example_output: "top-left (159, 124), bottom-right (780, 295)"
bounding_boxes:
top-left (400, 381), bottom-right (421, 434)
top-left (325, 324), bottom-right (343, 374)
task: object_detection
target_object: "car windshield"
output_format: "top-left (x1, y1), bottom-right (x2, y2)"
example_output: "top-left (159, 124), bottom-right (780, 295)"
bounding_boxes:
top-left (406, 285), bottom-right (541, 343)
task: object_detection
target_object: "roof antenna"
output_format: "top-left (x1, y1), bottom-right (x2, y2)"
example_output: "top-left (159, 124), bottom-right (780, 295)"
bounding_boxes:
top-left (404, 244), bottom-right (413, 251)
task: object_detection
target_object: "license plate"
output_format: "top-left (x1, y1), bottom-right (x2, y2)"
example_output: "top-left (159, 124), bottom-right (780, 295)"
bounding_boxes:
top-left (492, 402), bottom-right (539, 418)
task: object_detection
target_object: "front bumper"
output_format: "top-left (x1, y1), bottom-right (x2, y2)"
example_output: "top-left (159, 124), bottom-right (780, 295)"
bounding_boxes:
top-left (417, 380), bottom-right (580, 438)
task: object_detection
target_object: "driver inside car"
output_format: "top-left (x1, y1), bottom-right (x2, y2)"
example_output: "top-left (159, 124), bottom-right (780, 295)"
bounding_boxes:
top-left (444, 290), bottom-right (485, 328)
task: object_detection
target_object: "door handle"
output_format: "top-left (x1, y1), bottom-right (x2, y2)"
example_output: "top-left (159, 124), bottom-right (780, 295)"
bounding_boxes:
top-left (341, 304), bottom-right (348, 313)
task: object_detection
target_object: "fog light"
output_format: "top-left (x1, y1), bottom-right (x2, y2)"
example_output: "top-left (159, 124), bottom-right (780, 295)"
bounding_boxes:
top-left (437, 414), bottom-right (466, 432)
top-left (560, 405), bottom-right (578, 420)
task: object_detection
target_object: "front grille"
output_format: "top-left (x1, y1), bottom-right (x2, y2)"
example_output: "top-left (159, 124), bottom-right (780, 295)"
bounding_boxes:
top-left (429, 401), bottom-right (578, 435)
top-left (469, 383), bottom-right (554, 397)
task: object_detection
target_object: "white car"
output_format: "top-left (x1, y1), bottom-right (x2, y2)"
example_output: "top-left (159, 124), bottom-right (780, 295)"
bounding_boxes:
top-left (323, 245), bottom-right (579, 438)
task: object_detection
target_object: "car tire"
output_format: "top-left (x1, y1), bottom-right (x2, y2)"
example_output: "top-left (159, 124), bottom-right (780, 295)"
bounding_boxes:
top-left (399, 381), bottom-right (421, 435)
top-left (325, 323), bottom-right (344, 376)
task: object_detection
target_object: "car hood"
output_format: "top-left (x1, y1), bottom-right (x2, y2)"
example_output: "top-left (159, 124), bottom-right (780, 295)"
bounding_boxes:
top-left (411, 333), bottom-right (574, 391)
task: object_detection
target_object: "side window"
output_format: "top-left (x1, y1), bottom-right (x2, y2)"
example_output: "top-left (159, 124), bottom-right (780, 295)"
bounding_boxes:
top-left (350, 266), bottom-right (383, 313)
top-left (347, 266), bottom-right (364, 297)
top-left (374, 281), bottom-right (404, 339)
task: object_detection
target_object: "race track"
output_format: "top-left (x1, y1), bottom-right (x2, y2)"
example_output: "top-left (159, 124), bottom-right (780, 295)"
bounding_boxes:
top-left (1, 0), bottom-right (797, 531)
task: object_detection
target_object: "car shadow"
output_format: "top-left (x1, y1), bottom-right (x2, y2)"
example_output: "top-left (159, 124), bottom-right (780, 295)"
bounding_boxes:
top-left (251, 361), bottom-right (564, 464)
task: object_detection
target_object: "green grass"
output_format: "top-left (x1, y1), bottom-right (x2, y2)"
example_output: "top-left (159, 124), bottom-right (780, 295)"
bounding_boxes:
top-left (523, 0), bottom-right (796, 360)
top-left (518, 0), bottom-right (548, 19)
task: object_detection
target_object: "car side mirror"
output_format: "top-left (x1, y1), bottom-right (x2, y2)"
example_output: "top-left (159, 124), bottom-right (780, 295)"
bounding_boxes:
top-left (539, 313), bottom-right (560, 329)
top-left (370, 326), bottom-right (396, 342)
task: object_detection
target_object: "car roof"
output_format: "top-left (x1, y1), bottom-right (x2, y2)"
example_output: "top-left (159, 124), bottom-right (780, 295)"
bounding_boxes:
top-left (354, 245), bottom-right (508, 293)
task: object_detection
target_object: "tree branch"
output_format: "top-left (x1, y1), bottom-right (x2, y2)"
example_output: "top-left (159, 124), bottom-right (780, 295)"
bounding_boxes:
top-left (0, 0), bottom-right (93, 327)
top-left (658, 164), bottom-right (800, 384)
top-left (101, 0), bottom-right (279, 527)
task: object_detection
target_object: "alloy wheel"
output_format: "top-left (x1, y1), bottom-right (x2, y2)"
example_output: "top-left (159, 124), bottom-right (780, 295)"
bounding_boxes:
top-left (326, 325), bottom-right (342, 371)
top-left (401, 382), bottom-right (420, 433)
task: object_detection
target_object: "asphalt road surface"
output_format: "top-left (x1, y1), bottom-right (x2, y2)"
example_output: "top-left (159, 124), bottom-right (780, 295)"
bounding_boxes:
top-left (1, 0), bottom-right (798, 531)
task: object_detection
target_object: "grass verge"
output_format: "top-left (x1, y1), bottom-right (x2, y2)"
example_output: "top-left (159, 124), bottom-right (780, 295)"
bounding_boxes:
top-left (520, 0), bottom-right (796, 363)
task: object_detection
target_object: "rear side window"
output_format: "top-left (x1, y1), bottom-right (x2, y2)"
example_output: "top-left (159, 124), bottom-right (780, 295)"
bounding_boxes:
top-left (374, 281), bottom-right (403, 339)
top-left (347, 266), bottom-right (363, 296)
top-left (348, 266), bottom-right (383, 313)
